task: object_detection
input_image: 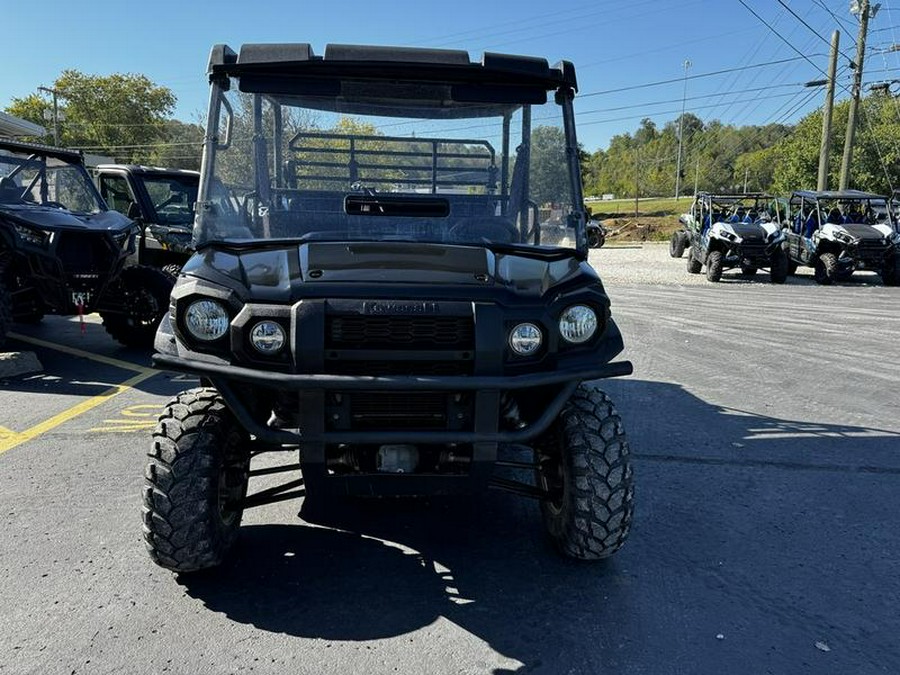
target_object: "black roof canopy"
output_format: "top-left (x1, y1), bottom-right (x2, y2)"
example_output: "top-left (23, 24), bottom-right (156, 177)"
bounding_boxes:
top-left (0, 138), bottom-right (83, 164)
top-left (206, 43), bottom-right (577, 115)
top-left (791, 189), bottom-right (887, 201)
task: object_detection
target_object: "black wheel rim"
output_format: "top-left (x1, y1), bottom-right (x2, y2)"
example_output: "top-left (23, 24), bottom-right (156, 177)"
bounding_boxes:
top-left (125, 285), bottom-right (164, 329)
top-left (536, 451), bottom-right (565, 512)
top-left (217, 432), bottom-right (248, 525)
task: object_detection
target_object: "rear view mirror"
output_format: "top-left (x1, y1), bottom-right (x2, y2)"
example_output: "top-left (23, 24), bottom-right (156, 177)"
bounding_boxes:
top-left (126, 202), bottom-right (142, 220)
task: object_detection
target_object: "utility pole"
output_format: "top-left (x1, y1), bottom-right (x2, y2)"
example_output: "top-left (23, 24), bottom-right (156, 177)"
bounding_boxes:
top-left (674, 59), bottom-right (691, 200)
top-left (818, 30), bottom-right (840, 191)
top-left (840, 0), bottom-right (876, 190)
top-left (37, 86), bottom-right (61, 146)
top-left (634, 148), bottom-right (640, 219)
top-left (693, 155), bottom-right (700, 197)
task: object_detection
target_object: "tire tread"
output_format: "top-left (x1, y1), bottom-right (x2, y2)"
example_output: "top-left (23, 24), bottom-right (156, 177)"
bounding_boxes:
top-left (142, 387), bottom-right (247, 572)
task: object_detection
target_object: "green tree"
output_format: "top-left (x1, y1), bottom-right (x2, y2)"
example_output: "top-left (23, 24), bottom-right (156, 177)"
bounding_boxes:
top-left (770, 95), bottom-right (900, 194)
top-left (529, 125), bottom-right (570, 205)
top-left (6, 70), bottom-right (175, 163)
top-left (733, 146), bottom-right (780, 193)
top-left (149, 120), bottom-right (204, 171)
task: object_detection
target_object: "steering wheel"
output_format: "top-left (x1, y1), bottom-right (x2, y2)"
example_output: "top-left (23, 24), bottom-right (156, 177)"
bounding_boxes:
top-left (449, 217), bottom-right (519, 244)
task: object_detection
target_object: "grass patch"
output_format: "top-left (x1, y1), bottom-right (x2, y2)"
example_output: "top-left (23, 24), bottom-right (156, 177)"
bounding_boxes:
top-left (587, 196), bottom-right (691, 241)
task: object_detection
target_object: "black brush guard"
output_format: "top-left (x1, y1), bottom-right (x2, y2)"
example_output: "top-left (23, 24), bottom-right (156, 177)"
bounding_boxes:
top-left (153, 353), bottom-right (633, 504)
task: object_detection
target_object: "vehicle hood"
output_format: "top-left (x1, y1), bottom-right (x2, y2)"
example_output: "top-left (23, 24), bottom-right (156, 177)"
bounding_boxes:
top-left (838, 223), bottom-right (890, 240)
top-left (0, 204), bottom-right (132, 232)
top-left (727, 222), bottom-right (766, 239)
top-left (183, 241), bottom-right (590, 302)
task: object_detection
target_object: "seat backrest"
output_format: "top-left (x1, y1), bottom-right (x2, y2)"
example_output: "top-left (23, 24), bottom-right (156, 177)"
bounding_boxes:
top-left (804, 211), bottom-right (819, 237)
top-left (826, 207), bottom-right (842, 224)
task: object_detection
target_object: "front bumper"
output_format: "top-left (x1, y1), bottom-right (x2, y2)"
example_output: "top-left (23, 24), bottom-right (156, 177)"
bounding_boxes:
top-left (152, 352), bottom-right (633, 445)
top-left (725, 239), bottom-right (781, 265)
top-left (838, 241), bottom-right (896, 270)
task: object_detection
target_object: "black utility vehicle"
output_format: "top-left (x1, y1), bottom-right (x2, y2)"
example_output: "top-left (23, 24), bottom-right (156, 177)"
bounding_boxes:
top-left (587, 219), bottom-right (607, 249)
top-left (144, 43), bottom-right (635, 572)
top-left (785, 190), bottom-right (900, 285)
top-left (682, 192), bottom-right (788, 283)
top-left (95, 164), bottom-right (199, 277)
top-left (0, 139), bottom-right (172, 348)
top-left (670, 207), bottom-right (694, 258)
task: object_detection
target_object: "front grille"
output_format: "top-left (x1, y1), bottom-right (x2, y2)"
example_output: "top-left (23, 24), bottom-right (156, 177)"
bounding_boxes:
top-left (323, 305), bottom-right (476, 378)
top-left (739, 242), bottom-right (766, 258)
top-left (56, 233), bottom-right (115, 278)
top-left (350, 392), bottom-right (447, 428)
top-left (327, 315), bottom-right (474, 349)
top-left (856, 241), bottom-right (890, 261)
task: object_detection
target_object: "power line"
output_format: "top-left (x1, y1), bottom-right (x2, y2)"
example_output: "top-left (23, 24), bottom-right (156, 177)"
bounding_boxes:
top-left (737, 0), bottom-right (832, 75)
top-left (578, 56), bottom-right (816, 98)
top-left (576, 82), bottom-right (812, 116)
top-left (812, 0), bottom-right (857, 34)
top-left (775, 0), bottom-right (860, 68)
top-left (704, 6), bottom-right (825, 130)
top-left (576, 90), bottom-right (814, 128)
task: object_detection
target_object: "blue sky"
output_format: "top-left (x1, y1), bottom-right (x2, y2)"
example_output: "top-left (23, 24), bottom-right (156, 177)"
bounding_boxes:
top-left (3, 0), bottom-right (899, 151)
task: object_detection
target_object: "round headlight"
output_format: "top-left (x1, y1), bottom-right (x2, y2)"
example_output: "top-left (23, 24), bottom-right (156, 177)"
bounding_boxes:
top-left (509, 323), bottom-right (542, 356)
top-left (184, 299), bottom-right (230, 342)
top-left (559, 305), bottom-right (598, 344)
top-left (250, 321), bottom-right (286, 355)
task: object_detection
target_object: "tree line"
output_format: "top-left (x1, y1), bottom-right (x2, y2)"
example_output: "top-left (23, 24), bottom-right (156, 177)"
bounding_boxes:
top-left (5, 70), bottom-right (204, 169)
top-left (582, 94), bottom-right (900, 198)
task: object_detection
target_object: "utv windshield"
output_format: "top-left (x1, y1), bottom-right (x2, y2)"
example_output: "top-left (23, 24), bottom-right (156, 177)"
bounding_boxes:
top-left (790, 194), bottom-right (895, 228)
top-left (701, 194), bottom-right (779, 224)
top-left (195, 76), bottom-right (583, 251)
top-left (0, 146), bottom-right (104, 214)
top-left (140, 174), bottom-right (198, 226)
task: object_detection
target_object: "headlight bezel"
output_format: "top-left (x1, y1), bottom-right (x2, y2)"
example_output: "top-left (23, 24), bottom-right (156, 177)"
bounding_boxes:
top-left (558, 304), bottom-right (599, 345)
top-left (508, 322), bottom-right (543, 357)
top-left (183, 298), bottom-right (231, 343)
top-left (249, 320), bottom-right (287, 355)
top-left (833, 229), bottom-right (856, 244)
top-left (13, 222), bottom-right (53, 248)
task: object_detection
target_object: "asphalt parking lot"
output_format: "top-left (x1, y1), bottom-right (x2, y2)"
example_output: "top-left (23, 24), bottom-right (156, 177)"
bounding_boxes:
top-left (2, 243), bottom-right (899, 675)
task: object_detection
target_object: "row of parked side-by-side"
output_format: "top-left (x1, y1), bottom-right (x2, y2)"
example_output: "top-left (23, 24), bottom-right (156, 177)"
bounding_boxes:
top-left (0, 137), bottom-right (199, 349)
top-left (670, 190), bottom-right (900, 286)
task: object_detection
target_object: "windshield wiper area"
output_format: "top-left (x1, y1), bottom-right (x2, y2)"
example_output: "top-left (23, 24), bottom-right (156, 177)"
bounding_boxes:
top-left (344, 194), bottom-right (450, 218)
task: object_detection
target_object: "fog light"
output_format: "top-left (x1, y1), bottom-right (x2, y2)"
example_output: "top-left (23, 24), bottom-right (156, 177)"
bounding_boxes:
top-left (250, 321), bottom-right (286, 354)
top-left (509, 323), bottom-right (542, 355)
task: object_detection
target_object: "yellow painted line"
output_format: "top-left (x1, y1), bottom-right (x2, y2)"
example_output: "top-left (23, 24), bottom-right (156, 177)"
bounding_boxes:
top-left (87, 403), bottom-right (164, 433)
top-left (94, 420), bottom-right (157, 428)
top-left (0, 427), bottom-right (21, 444)
top-left (119, 404), bottom-right (164, 417)
top-left (0, 370), bottom-right (157, 455)
top-left (88, 426), bottom-right (156, 433)
top-left (7, 332), bottom-right (153, 374)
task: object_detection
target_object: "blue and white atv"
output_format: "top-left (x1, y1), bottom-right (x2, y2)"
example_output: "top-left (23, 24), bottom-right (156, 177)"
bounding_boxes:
top-left (785, 190), bottom-right (900, 285)
top-left (685, 192), bottom-right (788, 283)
